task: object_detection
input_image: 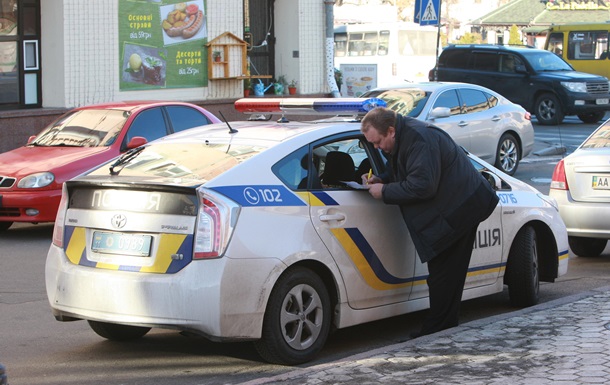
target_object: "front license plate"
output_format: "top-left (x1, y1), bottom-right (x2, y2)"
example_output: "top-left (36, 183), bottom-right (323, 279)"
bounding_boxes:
top-left (92, 231), bottom-right (152, 257)
top-left (596, 98), bottom-right (609, 105)
top-left (592, 176), bottom-right (610, 189)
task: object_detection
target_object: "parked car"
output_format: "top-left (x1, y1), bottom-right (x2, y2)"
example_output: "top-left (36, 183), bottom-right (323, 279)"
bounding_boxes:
top-left (362, 82), bottom-right (534, 175)
top-left (550, 118), bottom-right (610, 257)
top-left (46, 98), bottom-right (568, 365)
top-left (430, 44), bottom-right (610, 125)
top-left (0, 101), bottom-right (220, 231)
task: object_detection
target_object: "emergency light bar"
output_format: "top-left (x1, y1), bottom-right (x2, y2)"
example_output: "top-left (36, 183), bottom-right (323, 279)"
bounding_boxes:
top-left (234, 98), bottom-right (387, 115)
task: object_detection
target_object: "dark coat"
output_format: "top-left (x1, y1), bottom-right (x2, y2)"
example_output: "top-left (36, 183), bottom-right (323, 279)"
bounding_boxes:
top-left (381, 115), bottom-right (499, 263)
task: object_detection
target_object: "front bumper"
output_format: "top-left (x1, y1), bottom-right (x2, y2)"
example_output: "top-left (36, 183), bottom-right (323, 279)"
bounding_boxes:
top-left (0, 188), bottom-right (61, 223)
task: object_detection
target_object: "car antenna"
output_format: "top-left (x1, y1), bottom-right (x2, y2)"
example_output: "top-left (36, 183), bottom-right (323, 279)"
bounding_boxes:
top-left (218, 111), bottom-right (238, 134)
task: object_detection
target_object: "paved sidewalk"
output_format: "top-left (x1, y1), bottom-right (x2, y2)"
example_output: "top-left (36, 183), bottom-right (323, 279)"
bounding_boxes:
top-left (241, 286), bottom-right (610, 385)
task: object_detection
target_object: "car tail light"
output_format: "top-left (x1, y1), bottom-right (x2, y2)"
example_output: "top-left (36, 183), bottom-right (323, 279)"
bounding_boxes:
top-left (194, 188), bottom-right (240, 259)
top-left (550, 159), bottom-right (569, 190)
top-left (52, 184), bottom-right (69, 247)
top-left (524, 111), bottom-right (531, 120)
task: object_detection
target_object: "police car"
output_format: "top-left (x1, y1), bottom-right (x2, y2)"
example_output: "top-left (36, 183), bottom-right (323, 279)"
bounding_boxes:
top-left (45, 98), bottom-right (569, 365)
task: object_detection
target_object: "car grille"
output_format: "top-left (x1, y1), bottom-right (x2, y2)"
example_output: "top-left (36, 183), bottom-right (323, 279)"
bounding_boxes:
top-left (587, 82), bottom-right (609, 94)
top-left (0, 176), bottom-right (16, 188)
top-left (0, 208), bottom-right (20, 217)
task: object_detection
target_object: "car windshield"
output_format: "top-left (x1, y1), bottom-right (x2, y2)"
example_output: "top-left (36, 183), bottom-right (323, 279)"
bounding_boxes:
top-left (30, 109), bottom-right (129, 147)
top-left (522, 51), bottom-right (573, 72)
top-left (581, 121), bottom-right (610, 149)
top-left (361, 88), bottom-right (430, 116)
top-left (88, 141), bottom-right (266, 182)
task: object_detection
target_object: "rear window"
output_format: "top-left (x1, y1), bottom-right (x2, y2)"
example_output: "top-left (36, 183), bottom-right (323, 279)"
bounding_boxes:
top-left (581, 121), bottom-right (610, 148)
top-left (88, 142), bottom-right (266, 181)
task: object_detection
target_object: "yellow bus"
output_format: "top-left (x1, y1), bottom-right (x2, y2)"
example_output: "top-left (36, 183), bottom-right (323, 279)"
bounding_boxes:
top-left (544, 22), bottom-right (610, 79)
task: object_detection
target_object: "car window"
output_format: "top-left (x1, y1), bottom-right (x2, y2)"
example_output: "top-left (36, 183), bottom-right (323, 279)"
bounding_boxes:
top-left (432, 89), bottom-right (461, 115)
top-left (499, 54), bottom-right (523, 73)
top-left (486, 92), bottom-right (498, 107)
top-left (459, 89), bottom-right (490, 114)
top-left (522, 51), bottom-right (573, 71)
top-left (273, 146), bottom-right (311, 190)
top-left (439, 49), bottom-right (469, 69)
top-left (165, 105), bottom-right (212, 133)
top-left (472, 52), bottom-right (499, 72)
top-left (125, 107), bottom-right (169, 144)
top-left (581, 121), bottom-right (610, 148)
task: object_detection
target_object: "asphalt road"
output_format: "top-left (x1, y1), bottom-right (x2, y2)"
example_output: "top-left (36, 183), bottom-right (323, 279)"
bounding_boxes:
top-left (1, 116), bottom-right (610, 385)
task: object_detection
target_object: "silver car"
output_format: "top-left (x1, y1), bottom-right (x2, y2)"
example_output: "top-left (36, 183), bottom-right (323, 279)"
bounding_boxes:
top-left (362, 82), bottom-right (535, 175)
top-left (550, 119), bottom-right (610, 257)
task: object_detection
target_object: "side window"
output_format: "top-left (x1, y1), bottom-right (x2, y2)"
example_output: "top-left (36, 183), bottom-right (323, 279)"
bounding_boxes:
top-left (472, 52), bottom-right (499, 72)
top-left (432, 89), bottom-right (461, 116)
top-left (317, 138), bottom-right (367, 189)
top-left (272, 146), bottom-right (310, 190)
top-left (547, 32), bottom-right (564, 56)
top-left (166, 106), bottom-right (212, 133)
top-left (568, 31), bottom-right (608, 60)
top-left (485, 91), bottom-right (498, 108)
top-left (459, 89), bottom-right (489, 114)
top-left (440, 50), bottom-right (470, 69)
top-left (125, 108), bottom-right (168, 145)
top-left (500, 54), bottom-right (519, 73)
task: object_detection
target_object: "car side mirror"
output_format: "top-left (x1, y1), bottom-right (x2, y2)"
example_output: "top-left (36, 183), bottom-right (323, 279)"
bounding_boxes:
top-left (27, 135), bottom-right (36, 144)
top-left (428, 107), bottom-right (451, 120)
top-left (126, 136), bottom-right (147, 149)
top-left (481, 170), bottom-right (503, 190)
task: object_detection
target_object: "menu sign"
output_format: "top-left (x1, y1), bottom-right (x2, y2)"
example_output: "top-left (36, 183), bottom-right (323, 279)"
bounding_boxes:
top-left (119, 0), bottom-right (208, 91)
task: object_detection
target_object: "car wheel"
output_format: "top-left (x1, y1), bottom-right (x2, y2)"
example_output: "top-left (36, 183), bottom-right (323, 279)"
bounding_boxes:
top-left (534, 93), bottom-right (564, 125)
top-left (568, 236), bottom-right (607, 257)
top-left (506, 226), bottom-right (539, 307)
top-left (577, 112), bottom-right (606, 124)
top-left (88, 320), bottom-right (151, 341)
top-left (254, 267), bottom-right (331, 365)
top-left (495, 133), bottom-right (520, 175)
top-left (0, 222), bottom-right (13, 231)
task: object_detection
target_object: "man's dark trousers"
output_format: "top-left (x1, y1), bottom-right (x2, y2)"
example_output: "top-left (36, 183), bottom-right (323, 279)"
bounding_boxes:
top-left (420, 226), bottom-right (479, 335)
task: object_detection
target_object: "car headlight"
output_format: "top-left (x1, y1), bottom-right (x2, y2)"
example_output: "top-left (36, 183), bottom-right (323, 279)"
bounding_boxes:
top-left (17, 172), bottom-right (55, 188)
top-left (560, 81), bottom-right (588, 93)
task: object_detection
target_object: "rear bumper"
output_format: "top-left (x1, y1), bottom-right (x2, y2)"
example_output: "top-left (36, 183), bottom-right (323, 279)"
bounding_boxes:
top-left (45, 244), bottom-right (281, 340)
top-left (551, 190), bottom-right (610, 238)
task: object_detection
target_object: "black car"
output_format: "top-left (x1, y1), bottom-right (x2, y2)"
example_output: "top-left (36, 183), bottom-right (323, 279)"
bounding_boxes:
top-left (430, 44), bottom-right (610, 125)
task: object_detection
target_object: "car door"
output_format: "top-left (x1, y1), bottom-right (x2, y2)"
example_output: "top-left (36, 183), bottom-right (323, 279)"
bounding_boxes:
top-left (305, 134), bottom-right (417, 310)
top-left (409, 158), bottom-right (504, 300)
top-left (425, 89), bottom-right (472, 151)
top-left (455, 87), bottom-right (498, 163)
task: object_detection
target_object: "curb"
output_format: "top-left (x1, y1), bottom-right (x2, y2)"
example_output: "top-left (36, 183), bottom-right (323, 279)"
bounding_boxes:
top-left (236, 285), bottom-right (610, 385)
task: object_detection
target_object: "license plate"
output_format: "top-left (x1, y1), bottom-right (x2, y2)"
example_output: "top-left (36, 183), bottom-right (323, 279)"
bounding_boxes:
top-left (596, 98), bottom-right (609, 105)
top-left (92, 231), bottom-right (152, 257)
top-left (592, 176), bottom-right (610, 189)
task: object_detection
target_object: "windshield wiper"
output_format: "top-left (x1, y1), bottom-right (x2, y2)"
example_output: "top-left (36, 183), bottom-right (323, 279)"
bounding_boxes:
top-left (109, 146), bottom-right (145, 176)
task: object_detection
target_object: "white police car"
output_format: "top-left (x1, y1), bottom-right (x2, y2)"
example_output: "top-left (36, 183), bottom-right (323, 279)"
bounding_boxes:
top-left (45, 98), bottom-right (568, 365)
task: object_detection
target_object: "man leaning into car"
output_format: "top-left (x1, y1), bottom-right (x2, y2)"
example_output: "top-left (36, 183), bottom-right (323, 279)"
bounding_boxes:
top-left (360, 107), bottom-right (499, 337)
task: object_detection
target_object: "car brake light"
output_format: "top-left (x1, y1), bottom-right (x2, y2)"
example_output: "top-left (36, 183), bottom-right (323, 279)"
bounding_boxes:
top-left (194, 188), bottom-right (239, 259)
top-left (550, 159), bottom-right (569, 190)
top-left (52, 184), bottom-right (69, 247)
top-left (234, 97), bottom-right (386, 115)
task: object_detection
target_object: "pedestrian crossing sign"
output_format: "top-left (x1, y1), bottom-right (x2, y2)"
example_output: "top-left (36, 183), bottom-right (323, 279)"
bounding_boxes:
top-left (414, 0), bottom-right (440, 26)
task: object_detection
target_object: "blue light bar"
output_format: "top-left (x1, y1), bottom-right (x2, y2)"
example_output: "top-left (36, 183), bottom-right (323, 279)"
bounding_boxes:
top-left (234, 98), bottom-right (387, 115)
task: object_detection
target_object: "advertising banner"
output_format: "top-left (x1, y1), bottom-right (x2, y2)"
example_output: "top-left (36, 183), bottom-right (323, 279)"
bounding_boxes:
top-left (119, 0), bottom-right (208, 91)
top-left (339, 64), bottom-right (377, 97)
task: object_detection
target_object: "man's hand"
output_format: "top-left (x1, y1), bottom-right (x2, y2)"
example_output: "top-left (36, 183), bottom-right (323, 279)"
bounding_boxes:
top-left (367, 182), bottom-right (383, 199)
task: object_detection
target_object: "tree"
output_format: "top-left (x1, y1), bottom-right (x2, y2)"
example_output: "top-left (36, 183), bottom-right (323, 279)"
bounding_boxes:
top-left (456, 32), bottom-right (483, 44)
top-left (508, 24), bottom-right (522, 45)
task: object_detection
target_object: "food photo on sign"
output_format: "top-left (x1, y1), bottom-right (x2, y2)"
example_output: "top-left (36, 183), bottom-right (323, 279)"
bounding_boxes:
top-left (160, 1), bottom-right (207, 45)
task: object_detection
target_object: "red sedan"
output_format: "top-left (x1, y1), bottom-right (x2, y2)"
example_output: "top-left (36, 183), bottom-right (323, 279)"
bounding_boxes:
top-left (0, 101), bottom-right (220, 231)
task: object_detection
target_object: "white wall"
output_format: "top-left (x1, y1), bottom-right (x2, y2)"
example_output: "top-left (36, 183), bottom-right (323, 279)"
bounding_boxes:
top-left (40, 0), bottom-right (66, 108)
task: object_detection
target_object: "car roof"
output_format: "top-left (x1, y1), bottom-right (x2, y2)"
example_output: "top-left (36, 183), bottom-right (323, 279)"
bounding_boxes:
top-left (72, 100), bottom-right (202, 113)
top-left (443, 44), bottom-right (544, 54)
top-left (367, 81), bottom-right (502, 96)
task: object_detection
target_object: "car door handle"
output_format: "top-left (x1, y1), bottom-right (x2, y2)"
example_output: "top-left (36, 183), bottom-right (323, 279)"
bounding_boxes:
top-left (458, 121), bottom-right (468, 127)
top-left (491, 115), bottom-right (501, 122)
top-left (319, 213), bottom-right (346, 222)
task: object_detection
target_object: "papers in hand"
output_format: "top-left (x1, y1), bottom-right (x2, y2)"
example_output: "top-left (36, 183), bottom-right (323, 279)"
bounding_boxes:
top-left (341, 181), bottom-right (369, 190)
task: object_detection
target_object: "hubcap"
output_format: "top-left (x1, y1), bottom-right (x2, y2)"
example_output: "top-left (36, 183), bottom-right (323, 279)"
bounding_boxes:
top-left (280, 284), bottom-right (323, 350)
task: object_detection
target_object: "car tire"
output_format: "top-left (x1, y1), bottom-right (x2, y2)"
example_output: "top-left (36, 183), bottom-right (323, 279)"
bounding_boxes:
top-left (577, 112), bottom-right (606, 124)
top-left (568, 236), bottom-right (607, 257)
top-left (254, 267), bottom-right (331, 365)
top-left (506, 226), bottom-right (539, 307)
top-left (88, 320), bottom-right (151, 341)
top-left (534, 93), bottom-right (564, 125)
top-left (495, 133), bottom-right (520, 175)
top-left (0, 222), bottom-right (13, 231)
